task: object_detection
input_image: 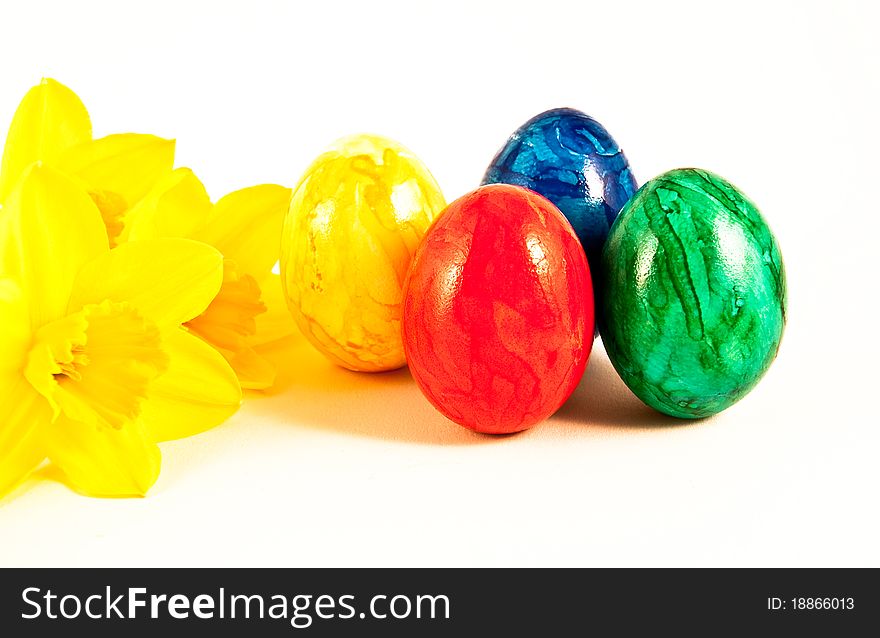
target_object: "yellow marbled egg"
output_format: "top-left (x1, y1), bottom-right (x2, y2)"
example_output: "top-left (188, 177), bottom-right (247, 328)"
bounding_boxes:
top-left (281, 134), bottom-right (446, 372)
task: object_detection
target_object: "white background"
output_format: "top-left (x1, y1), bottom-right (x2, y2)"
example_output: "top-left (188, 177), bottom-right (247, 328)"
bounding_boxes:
top-left (1, 0), bottom-right (878, 567)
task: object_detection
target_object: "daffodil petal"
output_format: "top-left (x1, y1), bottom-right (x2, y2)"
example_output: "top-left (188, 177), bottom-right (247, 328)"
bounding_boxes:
top-left (229, 347), bottom-right (276, 390)
top-left (252, 273), bottom-right (297, 345)
top-left (57, 133), bottom-right (175, 207)
top-left (0, 280), bottom-right (47, 499)
top-left (69, 238), bottom-right (223, 326)
top-left (0, 377), bottom-right (50, 499)
top-left (141, 328), bottom-right (241, 442)
top-left (192, 184), bottom-right (291, 278)
top-left (0, 78), bottom-right (92, 203)
top-left (124, 168), bottom-right (212, 242)
top-left (45, 415), bottom-right (160, 497)
top-left (1, 164), bottom-right (108, 328)
top-left (0, 278), bottom-right (30, 377)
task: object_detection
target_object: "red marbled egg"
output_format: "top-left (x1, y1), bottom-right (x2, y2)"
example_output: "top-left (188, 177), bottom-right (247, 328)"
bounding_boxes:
top-left (402, 184), bottom-right (594, 434)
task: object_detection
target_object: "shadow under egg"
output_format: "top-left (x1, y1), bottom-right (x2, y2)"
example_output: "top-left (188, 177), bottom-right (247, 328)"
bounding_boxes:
top-left (553, 343), bottom-right (697, 431)
top-left (248, 334), bottom-right (493, 446)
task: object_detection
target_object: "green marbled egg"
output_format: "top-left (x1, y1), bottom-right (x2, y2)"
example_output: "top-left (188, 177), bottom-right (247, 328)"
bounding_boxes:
top-left (599, 168), bottom-right (786, 418)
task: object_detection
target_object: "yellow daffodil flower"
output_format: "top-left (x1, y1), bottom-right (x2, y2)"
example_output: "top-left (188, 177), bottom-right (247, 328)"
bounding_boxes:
top-left (0, 165), bottom-right (241, 499)
top-left (0, 78), bottom-right (292, 393)
top-left (122, 168), bottom-right (293, 390)
top-left (0, 78), bottom-right (175, 246)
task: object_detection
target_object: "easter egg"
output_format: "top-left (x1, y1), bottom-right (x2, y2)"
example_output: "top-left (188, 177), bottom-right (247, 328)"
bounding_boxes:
top-left (402, 184), bottom-right (593, 434)
top-left (482, 108), bottom-right (637, 272)
top-left (281, 134), bottom-right (446, 372)
top-left (599, 168), bottom-right (787, 419)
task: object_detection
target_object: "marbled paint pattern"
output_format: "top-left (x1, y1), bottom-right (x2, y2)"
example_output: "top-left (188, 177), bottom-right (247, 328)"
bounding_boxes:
top-left (483, 108), bottom-right (637, 271)
top-left (281, 135), bottom-right (446, 372)
top-left (599, 168), bottom-right (787, 418)
top-left (403, 184), bottom-right (593, 433)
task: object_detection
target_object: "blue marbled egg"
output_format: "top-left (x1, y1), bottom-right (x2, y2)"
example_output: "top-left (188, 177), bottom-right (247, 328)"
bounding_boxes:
top-left (482, 108), bottom-right (637, 270)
